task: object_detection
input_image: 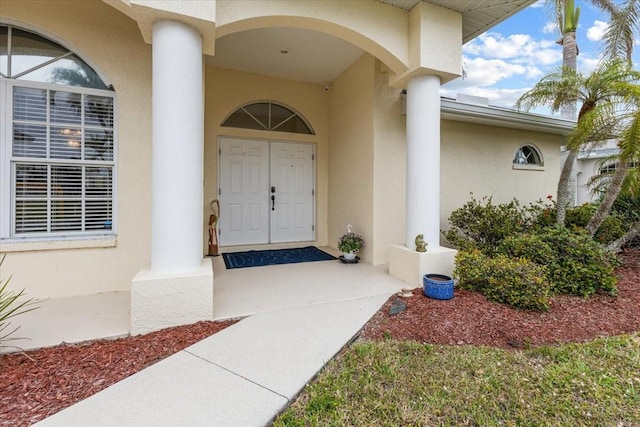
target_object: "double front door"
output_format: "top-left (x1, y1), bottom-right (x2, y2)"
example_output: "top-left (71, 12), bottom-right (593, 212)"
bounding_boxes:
top-left (218, 138), bottom-right (315, 246)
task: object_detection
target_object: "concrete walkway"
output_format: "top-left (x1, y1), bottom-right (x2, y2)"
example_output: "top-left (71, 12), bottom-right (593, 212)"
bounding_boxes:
top-left (35, 294), bottom-right (395, 426)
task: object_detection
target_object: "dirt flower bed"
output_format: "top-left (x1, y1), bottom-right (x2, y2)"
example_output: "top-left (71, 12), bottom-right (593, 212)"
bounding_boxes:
top-left (0, 320), bottom-right (237, 427)
top-left (360, 249), bottom-right (640, 348)
top-left (1, 250), bottom-right (638, 426)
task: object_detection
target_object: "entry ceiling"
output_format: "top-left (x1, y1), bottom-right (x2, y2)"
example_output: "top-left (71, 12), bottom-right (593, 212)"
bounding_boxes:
top-left (207, 0), bottom-right (537, 85)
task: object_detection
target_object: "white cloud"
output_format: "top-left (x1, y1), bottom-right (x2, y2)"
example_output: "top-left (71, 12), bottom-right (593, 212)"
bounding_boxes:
top-left (578, 55), bottom-right (602, 75)
top-left (464, 33), bottom-right (561, 66)
top-left (587, 20), bottom-right (609, 42)
top-left (529, 0), bottom-right (545, 8)
top-left (543, 21), bottom-right (558, 34)
top-left (457, 57), bottom-right (528, 87)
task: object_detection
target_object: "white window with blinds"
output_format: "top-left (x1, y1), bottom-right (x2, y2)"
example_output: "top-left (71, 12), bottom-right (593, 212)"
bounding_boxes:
top-left (0, 24), bottom-right (116, 242)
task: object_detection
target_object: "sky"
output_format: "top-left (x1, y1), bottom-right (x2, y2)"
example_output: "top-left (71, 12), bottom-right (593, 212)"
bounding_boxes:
top-left (440, 0), bottom-right (640, 116)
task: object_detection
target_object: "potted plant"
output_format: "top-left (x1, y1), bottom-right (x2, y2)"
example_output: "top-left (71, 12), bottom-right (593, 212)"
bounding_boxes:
top-left (338, 225), bottom-right (364, 260)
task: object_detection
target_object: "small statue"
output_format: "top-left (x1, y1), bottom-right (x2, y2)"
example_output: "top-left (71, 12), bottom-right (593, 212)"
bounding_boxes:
top-left (415, 234), bottom-right (427, 252)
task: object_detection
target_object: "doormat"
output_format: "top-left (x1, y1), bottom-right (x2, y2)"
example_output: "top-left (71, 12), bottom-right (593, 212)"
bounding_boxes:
top-left (222, 246), bottom-right (336, 269)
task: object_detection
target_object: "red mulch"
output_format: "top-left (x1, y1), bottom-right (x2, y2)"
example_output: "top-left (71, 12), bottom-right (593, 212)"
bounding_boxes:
top-left (360, 249), bottom-right (640, 348)
top-left (0, 319), bottom-right (237, 427)
top-left (1, 250), bottom-right (638, 426)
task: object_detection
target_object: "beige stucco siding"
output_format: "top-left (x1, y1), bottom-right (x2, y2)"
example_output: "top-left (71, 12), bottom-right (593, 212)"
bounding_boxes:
top-left (373, 61), bottom-right (406, 265)
top-left (203, 67), bottom-right (330, 249)
top-left (441, 120), bottom-right (562, 233)
top-left (1, 0), bottom-right (152, 298)
top-left (328, 54), bottom-right (375, 263)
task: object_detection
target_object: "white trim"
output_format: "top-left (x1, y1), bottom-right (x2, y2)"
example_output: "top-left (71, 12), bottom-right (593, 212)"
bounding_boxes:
top-left (220, 100), bottom-right (316, 135)
top-left (441, 98), bottom-right (574, 135)
top-left (0, 82), bottom-right (10, 238)
top-left (0, 80), bottom-right (117, 242)
top-left (0, 236), bottom-right (117, 252)
top-left (513, 143), bottom-right (545, 170)
top-left (512, 164), bottom-right (545, 171)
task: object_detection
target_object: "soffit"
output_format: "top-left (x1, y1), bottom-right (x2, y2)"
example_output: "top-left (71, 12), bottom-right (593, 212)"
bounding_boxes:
top-left (441, 98), bottom-right (574, 136)
top-left (377, 0), bottom-right (537, 43)
top-left (208, 0), bottom-right (537, 85)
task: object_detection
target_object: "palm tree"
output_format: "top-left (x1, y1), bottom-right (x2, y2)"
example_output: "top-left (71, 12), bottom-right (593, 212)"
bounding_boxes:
top-left (553, 0), bottom-right (581, 120)
top-left (534, 0), bottom-right (638, 226)
top-left (516, 60), bottom-right (640, 225)
top-left (601, 0), bottom-right (640, 63)
top-left (584, 101), bottom-right (640, 236)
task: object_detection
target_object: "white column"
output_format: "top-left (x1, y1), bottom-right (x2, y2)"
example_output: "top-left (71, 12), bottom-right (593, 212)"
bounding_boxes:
top-left (151, 20), bottom-right (204, 272)
top-left (405, 74), bottom-right (441, 248)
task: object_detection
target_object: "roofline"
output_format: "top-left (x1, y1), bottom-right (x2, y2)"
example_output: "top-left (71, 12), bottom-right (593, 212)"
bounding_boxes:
top-left (463, 0), bottom-right (538, 43)
top-left (441, 98), bottom-right (574, 136)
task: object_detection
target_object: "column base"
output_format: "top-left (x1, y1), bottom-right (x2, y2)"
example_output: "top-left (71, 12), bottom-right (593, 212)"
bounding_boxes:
top-left (131, 258), bottom-right (214, 335)
top-left (389, 244), bottom-right (457, 288)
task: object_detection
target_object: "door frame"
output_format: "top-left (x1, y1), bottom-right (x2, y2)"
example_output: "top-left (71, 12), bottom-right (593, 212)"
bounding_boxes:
top-left (216, 136), bottom-right (316, 247)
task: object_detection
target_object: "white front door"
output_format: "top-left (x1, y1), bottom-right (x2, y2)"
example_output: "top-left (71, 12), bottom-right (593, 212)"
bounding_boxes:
top-left (270, 142), bottom-right (314, 243)
top-left (218, 138), bottom-right (314, 246)
top-left (218, 138), bottom-right (269, 246)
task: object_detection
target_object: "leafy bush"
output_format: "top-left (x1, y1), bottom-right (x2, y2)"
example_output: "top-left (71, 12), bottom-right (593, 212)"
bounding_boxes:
top-left (530, 202), bottom-right (626, 244)
top-left (454, 249), bottom-right (551, 311)
top-left (0, 254), bottom-right (38, 348)
top-left (498, 226), bottom-right (618, 297)
top-left (445, 196), bottom-right (530, 254)
top-left (612, 193), bottom-right (640, 225)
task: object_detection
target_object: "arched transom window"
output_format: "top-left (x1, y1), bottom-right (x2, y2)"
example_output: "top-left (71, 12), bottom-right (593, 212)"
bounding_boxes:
top-left (0, 25), bottom-right (110, 89)
top-left (222, 102), bottom-right (314, 135)
top-left (513, 144), bottom-right (544, 167)
top-left (1, 25), bottom-right (116, 242)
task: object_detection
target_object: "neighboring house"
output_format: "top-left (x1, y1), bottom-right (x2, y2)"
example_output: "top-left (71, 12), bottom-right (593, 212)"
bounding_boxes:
top-left (575, 141), bottom-right (620, 205)
top-left (0, 0), bottom-right (572, 336)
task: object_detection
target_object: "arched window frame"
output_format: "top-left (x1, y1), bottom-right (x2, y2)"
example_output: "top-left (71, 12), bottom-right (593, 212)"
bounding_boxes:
top-left (0, 23), bottom-right (117, 247)
top-left (221, 101), bottom-right (315, 135)
top-left (513, 143), bottom-right (544, 171)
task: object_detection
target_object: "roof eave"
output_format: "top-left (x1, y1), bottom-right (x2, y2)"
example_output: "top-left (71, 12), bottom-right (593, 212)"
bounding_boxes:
top-left (441, 99), bottom-right (574, 136)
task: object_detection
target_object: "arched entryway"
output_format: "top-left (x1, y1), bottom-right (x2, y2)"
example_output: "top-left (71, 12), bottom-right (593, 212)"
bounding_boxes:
top-left (217, 102), bottom-right (316, 246)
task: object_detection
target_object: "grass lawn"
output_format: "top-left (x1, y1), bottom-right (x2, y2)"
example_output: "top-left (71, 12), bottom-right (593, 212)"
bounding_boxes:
top-left (275, 334), bottom-right (640, 426)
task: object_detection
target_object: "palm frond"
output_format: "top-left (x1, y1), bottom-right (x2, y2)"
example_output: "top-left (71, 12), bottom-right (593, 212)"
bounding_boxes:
top-left (602, 0), bottom-right (640, 61)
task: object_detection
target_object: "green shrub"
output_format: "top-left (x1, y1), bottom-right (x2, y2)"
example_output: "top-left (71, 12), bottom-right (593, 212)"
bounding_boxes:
top-left (454, 249), bottom-right (551, 311)
top-left (593, 214), bottom-right (627, 244)
top-left (530, 202), bottom-right (625, 244)
top-left (445, 196), bottom-right (530, 254)
top-left (0, 254), bottom-right (38, 348)
top-left (565, 203), bottom-right (595, 227)
top-left (499, 226), bottom-right (618, 297)
top-left (540, 226), bottom-right (618, 297)
top-left (612, 193), bottom-right (640, 225)
top-left (498, 233), bottom-right (555, 264)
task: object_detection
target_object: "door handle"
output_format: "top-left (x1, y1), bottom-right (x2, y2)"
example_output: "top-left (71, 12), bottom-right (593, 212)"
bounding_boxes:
top-left (271, 195), bottom-right (275, 211)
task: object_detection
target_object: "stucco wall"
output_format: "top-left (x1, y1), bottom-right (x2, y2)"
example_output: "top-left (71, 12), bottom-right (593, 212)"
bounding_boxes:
top-left (328, 54), bottom-right (375, 263)
top-left (576, 158), bottom-right (600, 204)
top-left (372, 61), bottom-right (406, 265)
top-left (203, 67), bottom-right (330, 249)
top-left (441, 120), bottom-right (562, 234)
top-left (1, 0), bottom-right (152, 298)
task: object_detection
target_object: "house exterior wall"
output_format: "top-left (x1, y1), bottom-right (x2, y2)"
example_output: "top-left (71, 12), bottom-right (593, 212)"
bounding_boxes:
top-left (1, 0), bottom-right (153, 299)
top-left (328, 54), bottom-right (375, 263)
top-left (577, 158), bottom-right (601, 204)
top-left (0, 0), bottom-right (565, 302)
top-left (441, 120), bottom-right (562, 233)
top-left (373, 61), bottom-right (406, 265)
top-left (203, 67), bottom-right (330, 248)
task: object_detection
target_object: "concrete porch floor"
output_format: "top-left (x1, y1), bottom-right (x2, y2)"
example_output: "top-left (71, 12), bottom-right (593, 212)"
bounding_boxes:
top-left (8, 247), bottom-right (409, 352)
